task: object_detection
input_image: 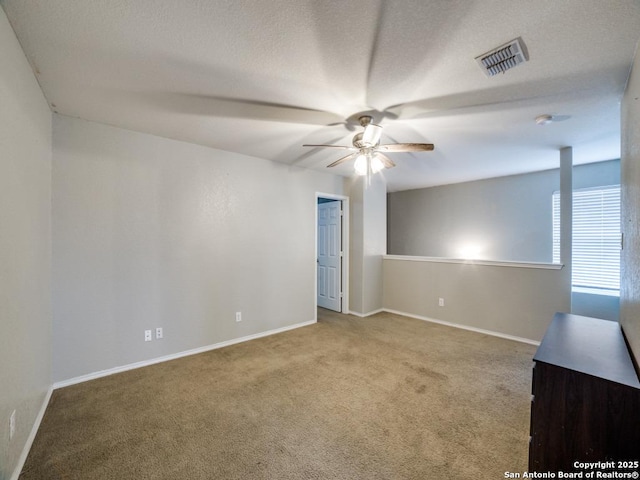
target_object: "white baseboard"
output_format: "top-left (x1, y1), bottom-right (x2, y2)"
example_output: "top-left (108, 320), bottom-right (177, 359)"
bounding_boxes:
top-left (383, 308), bottom-right (540, 346)
top-left (10, 386), bottom-right (54, 480)
top-left (348, 308), bottom-right (385, 318)
top-left (53, 319), bottom-right (317, 390)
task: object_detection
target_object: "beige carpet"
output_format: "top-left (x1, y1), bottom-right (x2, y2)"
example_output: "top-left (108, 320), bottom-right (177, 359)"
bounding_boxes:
top-left (20, 310), bottom-right (536, 479)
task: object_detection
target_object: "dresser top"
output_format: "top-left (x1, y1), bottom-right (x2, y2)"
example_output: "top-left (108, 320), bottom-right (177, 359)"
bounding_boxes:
top-left (534, 312), bottom-right (640, 389)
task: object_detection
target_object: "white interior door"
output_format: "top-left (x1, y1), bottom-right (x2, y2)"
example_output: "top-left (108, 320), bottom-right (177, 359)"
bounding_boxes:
top-left (317, 200), bottom-right (342, 311)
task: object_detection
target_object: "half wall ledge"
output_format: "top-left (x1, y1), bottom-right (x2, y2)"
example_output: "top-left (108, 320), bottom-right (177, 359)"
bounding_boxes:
top-left (383, 255), bottom-right (564, 270)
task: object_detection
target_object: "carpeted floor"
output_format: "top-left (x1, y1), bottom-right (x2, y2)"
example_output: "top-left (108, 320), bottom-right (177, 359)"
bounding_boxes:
top-left (20, 310), bottom-right (536, 479)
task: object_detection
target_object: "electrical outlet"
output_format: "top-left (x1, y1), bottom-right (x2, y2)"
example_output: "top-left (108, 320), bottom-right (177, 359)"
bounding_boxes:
top-left (235, 312), bottom-right (242, 322)
top-left (144, 330), bottom-right (152, 342)
top-left (156, 327), bottom-right (163, 339)
top-left (438, 297), bottom-right (445, 307)
top-left (9, 410), bottom-right (16, 440)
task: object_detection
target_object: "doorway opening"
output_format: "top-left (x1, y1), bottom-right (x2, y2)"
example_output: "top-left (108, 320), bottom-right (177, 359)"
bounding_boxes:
top-left (316, 193), bottom-right (349, 315)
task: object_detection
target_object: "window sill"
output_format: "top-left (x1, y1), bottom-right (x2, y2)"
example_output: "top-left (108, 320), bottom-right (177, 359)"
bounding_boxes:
top-left (572, 287), bottom-right (620, 297)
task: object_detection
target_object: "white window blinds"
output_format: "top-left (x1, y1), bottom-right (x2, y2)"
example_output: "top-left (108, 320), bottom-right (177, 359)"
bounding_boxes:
top-left (552, 185), bottom-right (620, 292)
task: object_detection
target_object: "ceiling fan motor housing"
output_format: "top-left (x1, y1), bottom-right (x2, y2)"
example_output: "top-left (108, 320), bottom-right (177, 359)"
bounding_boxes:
top-left (358, 115), bottom-right (373, 127)
top-left (302, 112), bottom-right (434, 171)
top-left (352, 132), bottom-right (365, 148)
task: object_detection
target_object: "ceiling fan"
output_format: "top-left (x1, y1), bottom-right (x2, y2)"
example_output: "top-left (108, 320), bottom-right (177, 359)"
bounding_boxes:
top-left (303, 115), bottom-right (434, 175)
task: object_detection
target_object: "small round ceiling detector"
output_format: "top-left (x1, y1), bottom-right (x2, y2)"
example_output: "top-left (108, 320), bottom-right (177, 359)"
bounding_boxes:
top-left (535, 114), bottom-right (554, 126)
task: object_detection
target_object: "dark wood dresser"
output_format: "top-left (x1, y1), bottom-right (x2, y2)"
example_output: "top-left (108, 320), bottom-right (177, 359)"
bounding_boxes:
top-left (529, 312), bottom-right (640, 471)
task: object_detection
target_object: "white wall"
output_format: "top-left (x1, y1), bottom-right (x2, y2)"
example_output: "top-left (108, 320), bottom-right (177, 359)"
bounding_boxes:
top-left (52, 114), bottom-right (345, 383)
top-left (348, 175), bottom-right (386, 315)
top-left (0, 8), bottom-right (52, 480)
top-left (620, 46), bottom-right (640, 365)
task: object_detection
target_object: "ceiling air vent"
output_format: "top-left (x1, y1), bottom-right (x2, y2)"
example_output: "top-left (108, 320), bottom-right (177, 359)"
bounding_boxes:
top-left (476, 37), bottom-right (528, 77)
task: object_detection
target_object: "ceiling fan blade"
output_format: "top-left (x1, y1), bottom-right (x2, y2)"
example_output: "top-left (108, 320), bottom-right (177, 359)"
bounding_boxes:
top-left (377, 143), bottom-right (434, 153)
top-left (149, 93), bottom-right (345, 126)
top-left (327, 121), bottom-right (357, 132)
top-left (375, 153), bottom-right (396, 169)
top-left (383, 86), bottom-right (582, 122)
top-left (303, 144), bottom-right (357, 150)
top-left (362, 123), bottom-right (383, 146)
top-left (326, 152), bottom-right (360, 168)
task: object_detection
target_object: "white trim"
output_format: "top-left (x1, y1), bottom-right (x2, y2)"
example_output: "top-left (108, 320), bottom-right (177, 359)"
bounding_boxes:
top-left (315, 192), bottom-right (350, 314)
top-left (383, 255), bottom-right (563, 270)
top-left (383, 308), bottom-right (540, 346)
top-left (572, 286), bottom-right (620, 297)
top-left (53, 320), bottom-right (316, 389)
top-left (10, 386), bottom-right (54, 480)
top-left (348, 308), bottom-right (385, 318)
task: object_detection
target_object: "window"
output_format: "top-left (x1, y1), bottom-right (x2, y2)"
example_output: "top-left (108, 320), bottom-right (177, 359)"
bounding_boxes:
top-left (552, 185), bottom-right (621, 293)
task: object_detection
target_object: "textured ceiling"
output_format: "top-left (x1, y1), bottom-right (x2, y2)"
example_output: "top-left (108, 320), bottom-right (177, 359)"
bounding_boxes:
top-left (2, 0), bottom-right (640, 191)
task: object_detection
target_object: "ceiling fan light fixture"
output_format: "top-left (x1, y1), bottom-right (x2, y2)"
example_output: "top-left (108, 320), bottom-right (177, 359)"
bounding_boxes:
top-left (303, 113), bottom-right (434, 174)
top-left (353, 153), bottom-right (385, 176)
top-left (370, 155), bottom-right (385, 174)
top-left (354, 154), bottom-right (368, 176)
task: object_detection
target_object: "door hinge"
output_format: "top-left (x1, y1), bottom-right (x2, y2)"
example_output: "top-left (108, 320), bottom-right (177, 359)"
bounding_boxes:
top-left (340, 209), bottom-right (344, 216)
top-left (340, 292), bottom-right (343, 298)
top-left (340, 251), bottom-right (343, 257)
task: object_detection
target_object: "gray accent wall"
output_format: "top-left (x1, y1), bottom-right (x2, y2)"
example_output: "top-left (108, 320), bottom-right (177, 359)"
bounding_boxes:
top-left (573, 160), bottom-right (620, 190)
top-left (621, 46), bottom-right (640, 367)
top-left (384, 152), bottom-right (575, 342)
top-left (387, 160), bottom-right (621, 322)
top-left (572, 292), bottom-right (620, 322)
top-left (388, 160), bottom-right (621, 263)
top-left (388, 169), bottom-right (559, 262)
top-left (52, 114), bottom-right (345, 383)
top-left (383, 259), bottom-right (570, 342)
top-left (0, 8), bottom-right (52, 480)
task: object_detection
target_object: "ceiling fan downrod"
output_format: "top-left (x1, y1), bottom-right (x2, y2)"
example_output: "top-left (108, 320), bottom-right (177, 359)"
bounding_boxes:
top-left (359, 115), bottom-right (373, 127)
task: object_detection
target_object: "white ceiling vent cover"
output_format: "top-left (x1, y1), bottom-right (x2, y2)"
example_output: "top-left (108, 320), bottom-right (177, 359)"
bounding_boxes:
top-left (476, 37), bottom-right (528, 77)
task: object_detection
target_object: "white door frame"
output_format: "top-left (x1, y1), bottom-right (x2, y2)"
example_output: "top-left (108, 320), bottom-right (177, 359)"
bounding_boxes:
top-left (315, 192), bottom-right (349, 317)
